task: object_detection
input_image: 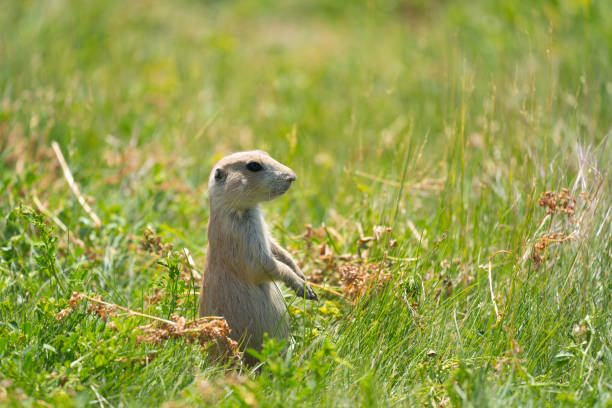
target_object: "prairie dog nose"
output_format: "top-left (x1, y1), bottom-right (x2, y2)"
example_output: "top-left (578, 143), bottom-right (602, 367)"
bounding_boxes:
top-left (282, 169), bottom-right (297, 182)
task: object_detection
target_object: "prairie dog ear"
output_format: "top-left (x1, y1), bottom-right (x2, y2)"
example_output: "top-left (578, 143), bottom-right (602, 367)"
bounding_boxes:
top-left (254, 150), bottom-right (270, 157)
top-left (214, 168), bottom-right (226, 182)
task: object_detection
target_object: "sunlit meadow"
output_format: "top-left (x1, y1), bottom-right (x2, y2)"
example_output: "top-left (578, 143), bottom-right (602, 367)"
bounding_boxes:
top-left (1, 0), bottom-right (611, 406)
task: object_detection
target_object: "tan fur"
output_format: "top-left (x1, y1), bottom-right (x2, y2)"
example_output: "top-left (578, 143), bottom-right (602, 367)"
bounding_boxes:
top-left (198, 151), bottom-right (317, 364)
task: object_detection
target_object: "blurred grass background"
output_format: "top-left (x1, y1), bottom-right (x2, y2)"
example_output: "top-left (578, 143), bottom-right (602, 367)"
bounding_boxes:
top-left (1, 0), bottom-right (611, 406)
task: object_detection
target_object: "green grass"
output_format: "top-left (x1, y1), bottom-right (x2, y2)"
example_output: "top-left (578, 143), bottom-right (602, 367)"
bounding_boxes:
top-left (1, 0), bottom-right (611, 406)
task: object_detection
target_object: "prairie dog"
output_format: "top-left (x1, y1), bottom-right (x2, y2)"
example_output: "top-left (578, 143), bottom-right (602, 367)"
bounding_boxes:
top-left (198, 150), bottom-right (317, 362)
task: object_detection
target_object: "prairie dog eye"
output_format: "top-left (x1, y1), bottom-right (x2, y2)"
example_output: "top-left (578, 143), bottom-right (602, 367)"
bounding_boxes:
top-left (214, 168), bottom-right (225, 181)
top-left (246, 162), bottom-right (263, 172)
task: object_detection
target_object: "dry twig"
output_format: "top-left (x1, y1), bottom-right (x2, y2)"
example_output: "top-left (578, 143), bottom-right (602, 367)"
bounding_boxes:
top-left (79, 293), bottom-right (222, 325)
top-left (56, 292), bottom-right (236, 358)
top-left (51, 141), bottom-right (102, 227)
top-left (182, 248), bottom-right (202, 281)
top-left (487, 250), bottom-right (512, 326)
top-left (307, 281), bottom-right (353, 303)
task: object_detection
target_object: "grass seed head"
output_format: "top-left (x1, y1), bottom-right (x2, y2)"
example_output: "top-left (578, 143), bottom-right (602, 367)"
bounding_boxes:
top-left (537, 188), bottom-right (576, 217)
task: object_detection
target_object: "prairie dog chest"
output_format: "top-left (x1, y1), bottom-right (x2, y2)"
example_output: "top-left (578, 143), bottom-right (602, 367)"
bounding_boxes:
top-left (212, 208), bottom-right (271, 277)
top-left (234, 208), bottom-right (269, 251)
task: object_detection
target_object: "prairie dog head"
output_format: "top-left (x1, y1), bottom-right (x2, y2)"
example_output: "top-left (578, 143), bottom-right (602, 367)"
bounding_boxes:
top-left (208, 150), bottom-right (297, 210)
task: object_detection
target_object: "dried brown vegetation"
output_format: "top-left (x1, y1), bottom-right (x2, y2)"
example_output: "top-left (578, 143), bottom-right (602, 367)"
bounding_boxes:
top-left (532, 232), bottom-right (576, 269)
top-left (301, 223), bottom-right (397, 301)
top-left (338, 262), bottom-right (392, 300)
top-left (531, 188), bottom-right (585, 269)
top-left (55, 292), bottom-right (240, 360)
top-left (141, 228), bottom-right (173, 256)
top-left (135, 316), bottom-right (240, 361)
top-left (537, 188), bottom-right (577, 218)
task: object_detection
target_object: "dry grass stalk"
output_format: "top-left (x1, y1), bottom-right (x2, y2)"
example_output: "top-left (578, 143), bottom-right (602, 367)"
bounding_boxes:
top-left (51, 141), bottom-right (102, 227)
top-left (307, 281), bottom-right (352, 302)
top-left (534, 232), bottom-right (575, 252)
top-left (182, 248), bottom-right (202, 282)
top-left (532, 232), bottom-right (576, 269)
top-left (487, 259), bottom-right (500, 323)
top-left (56, 292), bottom-right (221, 326)
top-left (406, 218), bottom-right (426, 248)
top-left (485, 250), bottom-right (512, 323)
top-left (80, 293), bottom-right (176, 324)
top-left (55, 292), bottom-right (238, 358)
top-left (86, 295), bottom-right (117, 321)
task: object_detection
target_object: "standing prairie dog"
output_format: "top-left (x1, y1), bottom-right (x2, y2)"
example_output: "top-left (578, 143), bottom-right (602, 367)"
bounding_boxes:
top-left (199, 150), bottom-right (317, 362)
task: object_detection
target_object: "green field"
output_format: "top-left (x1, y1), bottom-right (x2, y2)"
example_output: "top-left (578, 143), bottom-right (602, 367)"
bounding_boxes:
top-left (1, 0), bottom-right (611, 406)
